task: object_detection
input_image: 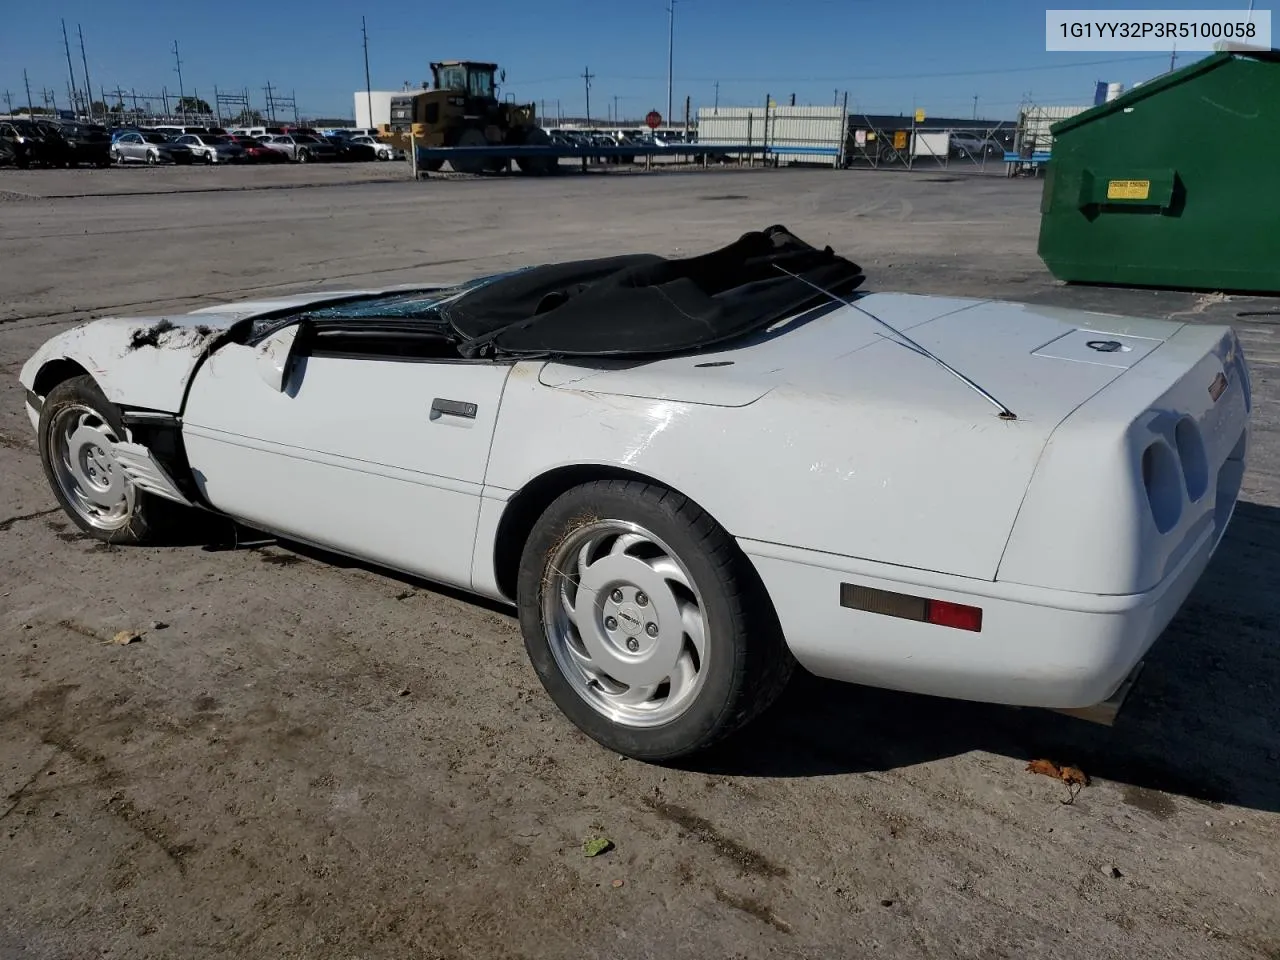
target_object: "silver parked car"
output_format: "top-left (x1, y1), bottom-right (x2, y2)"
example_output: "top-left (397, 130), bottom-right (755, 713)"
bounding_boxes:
top-left (175, 133), bottom-right (245, 164)
top-left (110, 132), bottom-right (194, 165)
top-left (347, 135), bottom-right (403, 160)
top-left (261, 134), bottom-right (337, 163)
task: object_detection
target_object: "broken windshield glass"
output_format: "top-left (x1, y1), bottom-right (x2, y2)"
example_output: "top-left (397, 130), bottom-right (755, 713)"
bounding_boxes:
top-left (246, 271), bottom-right (522, 342)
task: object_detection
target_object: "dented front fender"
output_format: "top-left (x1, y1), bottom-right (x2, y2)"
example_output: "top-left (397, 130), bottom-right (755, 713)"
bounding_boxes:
top-left (19, 315), bottom-right (230, 414)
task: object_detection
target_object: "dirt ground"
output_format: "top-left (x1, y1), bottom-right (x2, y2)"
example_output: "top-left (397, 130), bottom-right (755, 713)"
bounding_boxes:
top-left (1, 164), bottom-right (1278, 960)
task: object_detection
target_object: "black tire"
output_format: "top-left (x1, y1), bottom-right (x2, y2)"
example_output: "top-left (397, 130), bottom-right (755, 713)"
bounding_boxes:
top-left (516, 479), bottom-right (795, 761)
top-left (38, 375), bottom-right (193, 545)
top-left (146, 151), bottom-right (157, 165)
top-left (296, 149), bottom-right (309, 163)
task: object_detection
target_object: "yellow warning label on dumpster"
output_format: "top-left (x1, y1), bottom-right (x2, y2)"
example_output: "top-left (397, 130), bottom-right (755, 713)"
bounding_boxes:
top-left (1107, 179), bottom-right (1151, 200)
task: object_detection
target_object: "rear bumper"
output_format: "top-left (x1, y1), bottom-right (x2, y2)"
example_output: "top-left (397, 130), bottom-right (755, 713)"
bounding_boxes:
top-left (741, 499), bottom-right (1234, 710)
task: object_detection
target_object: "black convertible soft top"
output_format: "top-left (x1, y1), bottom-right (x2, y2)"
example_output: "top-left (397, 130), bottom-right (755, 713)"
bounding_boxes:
top-left (447, 224), bottom-right (865, 358)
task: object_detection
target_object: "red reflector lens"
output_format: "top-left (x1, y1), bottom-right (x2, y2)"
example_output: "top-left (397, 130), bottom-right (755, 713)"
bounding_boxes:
top-left (926, 600), bottom-right (983, 632)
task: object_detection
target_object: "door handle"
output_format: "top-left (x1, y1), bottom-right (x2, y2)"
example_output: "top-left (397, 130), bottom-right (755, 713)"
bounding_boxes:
top-left (430, 398), bottom-right (477, 420)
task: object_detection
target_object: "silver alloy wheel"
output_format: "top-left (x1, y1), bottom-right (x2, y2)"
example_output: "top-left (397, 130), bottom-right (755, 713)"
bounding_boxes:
top-left (542, 520), bottom-right (709, 727)
top-left (48, 403), bottom-right (134, 531)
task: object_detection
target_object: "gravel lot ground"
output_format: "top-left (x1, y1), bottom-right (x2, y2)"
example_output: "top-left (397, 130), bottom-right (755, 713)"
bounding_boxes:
top-left (2, 164), bottom-right (1278, 960)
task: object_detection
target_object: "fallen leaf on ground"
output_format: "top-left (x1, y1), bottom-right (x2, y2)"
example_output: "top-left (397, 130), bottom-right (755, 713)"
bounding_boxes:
top-left (1026, 759), bottom-right (1062, 779)
top-left (1060, 765), bottom-right (1089, 787)
top-left (582, 837), bottom-right (614, 857)
top-left (1026, 758), bottom-right (1090, 798)
top-left (107, 630), bottom-right (142, 645)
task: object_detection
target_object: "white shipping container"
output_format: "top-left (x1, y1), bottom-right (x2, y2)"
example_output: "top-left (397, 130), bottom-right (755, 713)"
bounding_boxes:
top-left (696, 105), bottom-right (845, 166)
top-left (353, 91), bottom-right (403, 130)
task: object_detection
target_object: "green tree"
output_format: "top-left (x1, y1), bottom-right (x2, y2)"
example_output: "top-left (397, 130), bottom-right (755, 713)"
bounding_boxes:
top-left (176, 96), bottom-right (212, 114)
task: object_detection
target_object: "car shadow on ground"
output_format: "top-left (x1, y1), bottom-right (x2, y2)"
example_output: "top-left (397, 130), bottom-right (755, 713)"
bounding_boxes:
top-left (688, 500), bottom-right (1280, 815)
top-left (207, 501), bottom-right (1280, 815)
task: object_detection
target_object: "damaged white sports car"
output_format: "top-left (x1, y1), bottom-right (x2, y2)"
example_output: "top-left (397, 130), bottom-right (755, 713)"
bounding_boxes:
top-left (19, 226), bottom-right (1252, 759)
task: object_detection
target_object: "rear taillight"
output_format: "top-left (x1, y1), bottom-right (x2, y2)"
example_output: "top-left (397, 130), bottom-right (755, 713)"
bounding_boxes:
top-left (1141, 439), bottom-right (1183, 533)
top-left (925, 600), bottom-right (983, 632)
top-left (1173, 416), bottom-right (1209, 502)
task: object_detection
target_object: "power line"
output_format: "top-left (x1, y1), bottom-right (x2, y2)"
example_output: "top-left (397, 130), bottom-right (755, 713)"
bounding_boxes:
top-left (61, 20), bottom-right (79, 116)
top-left (604, 54), bottom-right (1175, 85)
top-left (172, 40), bottom-right (186, 121)
top-left (581, 65), bottom-right (594, 127)
top-left (79, 24), bottom-right (95, 120)
top-left (361, 16), bottom-right (373, 129)
top-left (666, 0), bottom-right (679, 125)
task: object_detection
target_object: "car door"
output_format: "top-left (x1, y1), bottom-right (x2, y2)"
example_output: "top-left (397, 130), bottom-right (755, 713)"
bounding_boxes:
top-left (177, 134), bottom-right (201, 159)
top-left (117, 133), bottom-right (141, 161)
top-left (180, 321), bottom-right (515, 591)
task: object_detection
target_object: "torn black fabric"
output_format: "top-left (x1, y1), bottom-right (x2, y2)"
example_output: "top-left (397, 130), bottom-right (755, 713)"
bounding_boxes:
top-left (447, 225), bottom-right (864, 358)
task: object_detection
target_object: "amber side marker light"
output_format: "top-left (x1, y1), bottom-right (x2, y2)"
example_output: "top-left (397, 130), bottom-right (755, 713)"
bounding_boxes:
top-left (840, 583), bottom-right (983, 632)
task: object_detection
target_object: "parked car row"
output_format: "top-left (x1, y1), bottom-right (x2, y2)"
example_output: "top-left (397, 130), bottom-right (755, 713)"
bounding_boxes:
top-left (1, 118), bottom-right (405, 168)
top-left (0, 118), bottom-right (112, 168)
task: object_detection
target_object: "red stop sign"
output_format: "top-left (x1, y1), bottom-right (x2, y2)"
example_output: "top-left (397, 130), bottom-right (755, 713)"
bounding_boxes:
top-left (645, 110), bottom-right (662, 130)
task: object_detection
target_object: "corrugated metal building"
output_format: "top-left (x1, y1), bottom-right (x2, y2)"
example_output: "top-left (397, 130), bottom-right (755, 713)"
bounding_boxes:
top-left (697, 105), bottom-right (845, 166)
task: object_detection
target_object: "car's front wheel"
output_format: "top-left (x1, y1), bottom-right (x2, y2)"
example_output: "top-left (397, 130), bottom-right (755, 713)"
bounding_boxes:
top-left (516, 480), bottom-right (794, 761)
top-left (146, 150), bottom-right (158, 165)
top-left (38, 375), bottom-right (192, 545)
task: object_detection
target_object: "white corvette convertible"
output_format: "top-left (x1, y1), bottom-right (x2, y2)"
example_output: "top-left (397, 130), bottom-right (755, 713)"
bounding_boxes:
top-left (19, 226), bottom-right (1251, 760)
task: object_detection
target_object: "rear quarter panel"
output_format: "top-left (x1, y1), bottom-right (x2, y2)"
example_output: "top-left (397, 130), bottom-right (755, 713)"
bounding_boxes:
top-left (480, 362), bottom-right (1048, 590)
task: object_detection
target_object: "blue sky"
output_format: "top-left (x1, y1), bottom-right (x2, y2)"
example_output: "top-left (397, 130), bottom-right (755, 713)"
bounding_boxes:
top-left (0, 0), bottom-right (1249, 122)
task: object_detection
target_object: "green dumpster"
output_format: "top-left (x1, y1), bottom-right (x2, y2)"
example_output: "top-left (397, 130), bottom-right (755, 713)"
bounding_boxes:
top-left (1037, 48), bottom-right (1280, 293)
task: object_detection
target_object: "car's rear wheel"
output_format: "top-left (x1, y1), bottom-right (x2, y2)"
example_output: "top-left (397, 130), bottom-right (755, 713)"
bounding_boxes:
top-left (516, 480), bottom-right (794, 761)
top-left (296, 149), bottom-right (309, 163)
top-left (38, 375), bottom-right (191, 545)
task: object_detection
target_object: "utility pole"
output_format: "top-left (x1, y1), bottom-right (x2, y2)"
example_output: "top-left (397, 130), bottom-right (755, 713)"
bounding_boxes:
top-left (834, 87), bottom-right (838, 106)
top-left (173, 40), bottom-right (186, 122)
top-left (265, 81), bottom-right (275, 122)
top-left (61, 20), bottom-right (80, 117)
top-left (972, 94), bottom-right (978, 119)
top-left (666, 0), bottom-right (678, 127)
top-left (1169, 43), bottom-right (1178, 72)
top-left (613, 94), bottom-right (620, 124)
top-left (714, 80), bottom-right (719, 114)
top-left (581, 65), bottom-right (594, 128)
top-left (2, 90), bottom-right (12, 113)
top-left (361, 16), bottom-right (373, 130)
top-left (79, 25), bottom-right (95, 121)
top-left (23, 69), bottom-right (34, 116)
